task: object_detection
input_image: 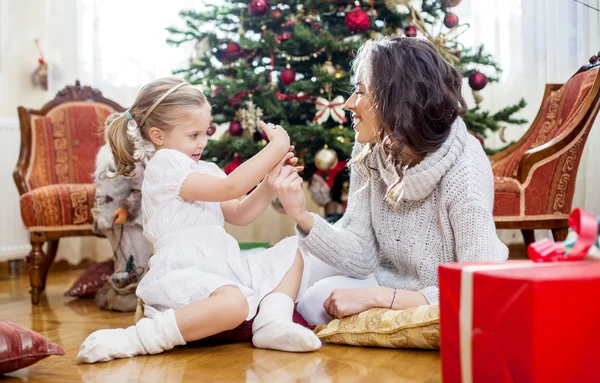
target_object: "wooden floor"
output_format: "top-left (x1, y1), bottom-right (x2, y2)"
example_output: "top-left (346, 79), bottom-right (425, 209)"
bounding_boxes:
top-left (0, 265), bottom-right (441, 382)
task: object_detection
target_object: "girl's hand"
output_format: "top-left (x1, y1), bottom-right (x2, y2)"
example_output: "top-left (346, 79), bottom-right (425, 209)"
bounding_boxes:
top-left (259, 121), bottom-right (290, 148)
top-left (111, 207), bottom-right (128, 225)
top-left (283, 145), bottom-right (302, 169)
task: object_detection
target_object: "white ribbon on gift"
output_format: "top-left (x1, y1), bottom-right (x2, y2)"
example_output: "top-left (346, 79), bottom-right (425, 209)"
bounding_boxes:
top-left (313, 95), bottom-right (347, 124)
top-left (458, 262), bottom-right (566, 383)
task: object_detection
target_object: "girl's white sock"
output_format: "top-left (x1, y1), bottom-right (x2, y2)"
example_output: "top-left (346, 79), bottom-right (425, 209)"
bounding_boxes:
top-left (252, 293), bottom-right (321, 352)
top-left (78, 309), bottom-right (185, 363)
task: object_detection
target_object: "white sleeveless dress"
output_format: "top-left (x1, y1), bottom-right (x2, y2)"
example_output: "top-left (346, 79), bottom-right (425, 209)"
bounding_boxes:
top-left (136, 149), bottom-right (308, 320)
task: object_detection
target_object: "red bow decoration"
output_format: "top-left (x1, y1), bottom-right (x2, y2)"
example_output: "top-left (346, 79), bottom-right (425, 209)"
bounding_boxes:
top-left (528, 208), bottom-right (599, 262)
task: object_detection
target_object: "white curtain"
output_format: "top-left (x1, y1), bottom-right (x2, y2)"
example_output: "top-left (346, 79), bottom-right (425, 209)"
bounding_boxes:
top-left (47, 0), bottom-right (200, 104)
top-left (454, 0), bottom-right (600, 243)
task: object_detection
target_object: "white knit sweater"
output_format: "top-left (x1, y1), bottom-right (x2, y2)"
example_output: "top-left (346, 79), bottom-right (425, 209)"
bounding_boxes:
top-left (297, 118), bottom-right (508, 304)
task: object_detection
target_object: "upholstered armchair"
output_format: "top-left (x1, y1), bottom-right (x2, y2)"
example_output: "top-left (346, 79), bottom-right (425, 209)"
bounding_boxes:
top-left (491, 53), bottom-right (600, 246)
top-left (13, 81), bottom-right (124, 304)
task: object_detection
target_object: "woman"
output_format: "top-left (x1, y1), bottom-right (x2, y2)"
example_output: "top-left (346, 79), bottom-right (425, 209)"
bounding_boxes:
top-left (269, 36), bottom-right (508, 325)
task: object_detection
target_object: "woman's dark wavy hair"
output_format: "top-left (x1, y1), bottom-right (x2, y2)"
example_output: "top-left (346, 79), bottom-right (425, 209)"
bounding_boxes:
top-left (350, 36), bottom-right (468, 203)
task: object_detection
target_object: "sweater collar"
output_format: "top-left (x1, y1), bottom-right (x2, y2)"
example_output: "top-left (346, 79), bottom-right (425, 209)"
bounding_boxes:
top-left (371, 118), bottom-right (468, 202)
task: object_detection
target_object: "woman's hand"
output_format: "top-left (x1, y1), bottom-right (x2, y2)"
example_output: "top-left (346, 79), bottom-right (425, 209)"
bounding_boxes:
top-left (111, 207), bottom-right (128, 225)
top-left (323, 287), bottom-right (382, 319)
top-left (268, 163), bottom-right (308, 220)
top-left (324, 287), bottom-right (429, 318)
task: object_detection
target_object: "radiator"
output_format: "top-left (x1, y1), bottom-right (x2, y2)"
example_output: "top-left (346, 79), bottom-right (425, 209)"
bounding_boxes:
top-left (0, 117), bottom-right (30, 261)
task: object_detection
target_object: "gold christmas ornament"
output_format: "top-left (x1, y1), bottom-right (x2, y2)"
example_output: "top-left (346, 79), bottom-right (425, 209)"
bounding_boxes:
top-left (335, 65), bottom-right (346, 79)
top-left (473, 90), bottom-right (483, 105)
top-left (499, 126), bottom-right (507, 143)
top-left (385, 0), bottom-right (411, 11)
top-left (321, 61), bottom-right (336, 76)
top-left (314, 147), bottom-right (338, 171)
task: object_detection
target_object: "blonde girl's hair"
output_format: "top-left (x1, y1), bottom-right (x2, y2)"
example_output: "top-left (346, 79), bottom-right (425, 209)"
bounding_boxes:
top-left (106, 77), bottom-right (208, 178)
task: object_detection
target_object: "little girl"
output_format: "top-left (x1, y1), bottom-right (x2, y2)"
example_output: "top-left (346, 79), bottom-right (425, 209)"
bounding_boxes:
top-left (78, 77), bottom-right (320, 363)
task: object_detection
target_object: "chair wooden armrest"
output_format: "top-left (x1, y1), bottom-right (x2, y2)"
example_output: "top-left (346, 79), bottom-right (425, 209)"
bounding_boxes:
top-left (489, 84), bottom-right (563, 165)
top-left (517, 80), bottom-right (600, 184)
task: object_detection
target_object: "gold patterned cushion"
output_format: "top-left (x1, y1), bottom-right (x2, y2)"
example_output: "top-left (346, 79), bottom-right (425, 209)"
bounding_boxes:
top-left (313, 305), bottom-right (440, 349)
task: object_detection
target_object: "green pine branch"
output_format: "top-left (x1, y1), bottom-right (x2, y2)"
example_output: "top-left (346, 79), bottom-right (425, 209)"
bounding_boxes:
top-left (167, 0), bottom-right (529, 180)
top-left (462, 98), bottom-right (527, 137)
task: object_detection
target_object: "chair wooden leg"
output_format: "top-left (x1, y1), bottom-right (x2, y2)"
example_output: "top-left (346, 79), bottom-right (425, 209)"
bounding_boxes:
top-left (521, 229), bottom-right (536, 247)
top-left (552, 227), bottom-right (569, 242)
top-left (27, 239), bottom-right (47, 305)
top-left (42, 239), bottom-right (59, 290)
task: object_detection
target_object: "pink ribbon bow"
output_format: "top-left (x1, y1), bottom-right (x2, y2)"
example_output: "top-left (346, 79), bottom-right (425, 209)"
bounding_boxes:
top-left (528, 208), bottom-right (599, 262)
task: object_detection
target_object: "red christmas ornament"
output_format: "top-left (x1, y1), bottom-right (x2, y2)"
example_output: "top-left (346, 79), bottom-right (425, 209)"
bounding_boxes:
top-left (32, 39), bottom-right (48, 90)
top-left (220, 42), bottom-right (242, 62)
top-left (404, 25), bottom-right (417, 37)
top-left (345, 7), bottom-right (371, 33)
top-left (207, 124), bottom-right (216, 136)
top-left (444, 13), bottom-right (459, 28)
top-left (445, 0), bottom-right (462, 6)
top-left (249, 0), bottom-right (270, 16)
top-left (474, 132), bottom-right (484, 146)
top-left (229, 120), bottom-right (244, 136)
top-left (280, 68), bottom-right (296, 85)
top-left (271, 9), bottom-right (282, 19)
top-left (261, 129), bottom-right (269, 141)
top-left (468, 71), bottom-right (488, 91)
top-left (224, 154), bottom-right (242, 175)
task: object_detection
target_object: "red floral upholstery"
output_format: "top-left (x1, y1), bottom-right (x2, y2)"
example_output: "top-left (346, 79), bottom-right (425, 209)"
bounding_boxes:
top-left (14, 82), bottom-right (124, 305)
top-left (26, 102), bottom-right (110, 191)
top-left (492, 67), bottom-right (600, 219)
top-left (19, 184), bottom-right (95, 229)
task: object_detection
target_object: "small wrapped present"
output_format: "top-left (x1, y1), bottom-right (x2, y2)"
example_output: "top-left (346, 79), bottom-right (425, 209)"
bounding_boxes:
top-left (439, 208), bottom-right (600, 383)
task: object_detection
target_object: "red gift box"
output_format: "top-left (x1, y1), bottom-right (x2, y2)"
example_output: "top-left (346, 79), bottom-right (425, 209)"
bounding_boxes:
top-left (439, 260), bottom-right (600, 383)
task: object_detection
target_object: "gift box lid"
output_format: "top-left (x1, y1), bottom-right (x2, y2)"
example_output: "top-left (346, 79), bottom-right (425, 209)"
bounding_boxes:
top-left (440, 260), bottom-right (600, 281)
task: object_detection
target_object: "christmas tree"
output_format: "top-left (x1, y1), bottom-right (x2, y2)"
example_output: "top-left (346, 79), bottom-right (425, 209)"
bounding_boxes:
top-left (166, 0), bottom-right (526, 217)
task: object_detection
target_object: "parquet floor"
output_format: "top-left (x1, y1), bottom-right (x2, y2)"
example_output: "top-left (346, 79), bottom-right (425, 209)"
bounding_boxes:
top-left (0, 265), bottom-right (441, 382)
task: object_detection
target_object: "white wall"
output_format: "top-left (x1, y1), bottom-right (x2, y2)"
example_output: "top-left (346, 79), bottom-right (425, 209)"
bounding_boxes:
top-left (0, 0), bottom-right (51, 260)
top-left (0, 0), bottom-right (50, 117)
